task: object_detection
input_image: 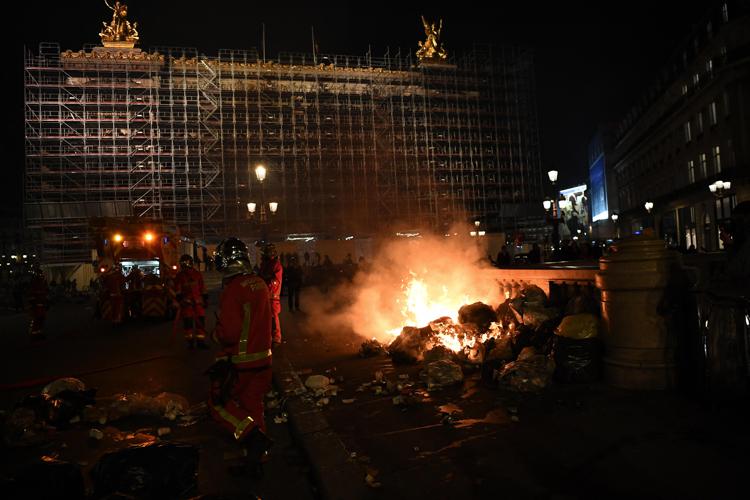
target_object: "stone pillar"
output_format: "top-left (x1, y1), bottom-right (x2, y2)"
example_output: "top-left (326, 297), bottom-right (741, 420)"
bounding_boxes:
top-left (596, 235), bottom-right (678, 389)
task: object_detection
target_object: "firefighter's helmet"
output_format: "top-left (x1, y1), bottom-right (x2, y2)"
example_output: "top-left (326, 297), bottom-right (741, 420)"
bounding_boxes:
top-left (215, 237), bottom-right (251, 276)
top-left (261, 243), bottom-right (277, 260)
top-left (179, 254), bottom-right (194, 270)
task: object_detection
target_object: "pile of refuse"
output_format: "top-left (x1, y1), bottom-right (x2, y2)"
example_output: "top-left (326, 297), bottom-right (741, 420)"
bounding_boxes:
top-left (382, 283), bottom-right (602, 392)
top-left (1, 377), bottom-right (201, 498)
top-left (3, 377), bottom-right (196, 447)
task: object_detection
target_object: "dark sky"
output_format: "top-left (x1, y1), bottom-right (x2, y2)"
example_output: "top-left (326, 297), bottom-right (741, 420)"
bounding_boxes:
top-left (6, 1), bottom-right (714, 219)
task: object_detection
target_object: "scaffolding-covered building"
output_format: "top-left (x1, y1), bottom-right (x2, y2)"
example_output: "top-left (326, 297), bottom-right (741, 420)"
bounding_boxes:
top-left (24, 39), bottom-right (543, 263)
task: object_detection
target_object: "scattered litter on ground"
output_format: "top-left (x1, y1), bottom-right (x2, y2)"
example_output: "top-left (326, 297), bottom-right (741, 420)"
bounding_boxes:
top-left (91, 441), bottom-right (199, 499)
top-left (157, 427), bottom-right (171, 437)
top-left (273, 413), bottom-right (288, 424)
top-left (423, 359), bottom-right (464, 389)
top-left (342, 398), bottom-right (356, 404)
top-left (304, 375), bottom-right (331, 391)
top-left (89, 428), bottom-right (104, 440)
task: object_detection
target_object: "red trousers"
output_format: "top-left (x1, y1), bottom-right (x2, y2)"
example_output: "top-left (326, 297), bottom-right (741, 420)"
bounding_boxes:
top-left (271, 300), bottom-right (281, 343)
top-left (209, 366), bottom-right (272, 440)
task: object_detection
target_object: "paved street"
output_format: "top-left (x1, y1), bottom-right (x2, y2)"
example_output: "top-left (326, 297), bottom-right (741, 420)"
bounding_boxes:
top-left (3, 275), bottom-right (750, 499)
top-left (0, 276), bottom-right (316, 500)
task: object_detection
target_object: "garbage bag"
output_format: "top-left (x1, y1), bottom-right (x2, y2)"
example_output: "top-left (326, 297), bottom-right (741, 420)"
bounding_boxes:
top-left (522, 285), bottom-right (547, 306)
top-left (424, 359), bottom-right (464, 388)
top-left (45, 389), bottom-right (97, 427)
top-left (564, 294), bottom-right (599, 315)
top-left (552, 336), bottom-right (601, 383)
top-left (497, 350), bottom-right (555, 392)
top-left (496, 301), bottom-right (523, 327)
top-left (458, 302), bottom-right (497, 333)
top-left (7, 459), bottom-right (84, 499)
top-left (153, 392), bottom-right (190, 421)
top-left (91, 441), bottom-right (199, 499)
top-left (555, 313), bottom-right (599, 339)
top-left (359, 339), bottom-right (386, 357)
top-left (522, 305), bottom-right (559, 330)
top-left (41, 377), bottom-right (86, 398)
top-left (388, 325), bottom-right (436, 364)
top-left (423, 345), bottom-right (452, 363)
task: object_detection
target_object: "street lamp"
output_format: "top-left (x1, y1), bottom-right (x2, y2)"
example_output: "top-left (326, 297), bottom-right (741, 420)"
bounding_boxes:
top-left (709, 180), bottom-right (732, 197)
top-left (247, 163), bottom-right (278, 240)
top-left (542, 199), bottom-right (552, 211)
top-left (255, 164), bottom-right (267, 182)
top-left (610, 213), bottom-right (620, 239)
top-left (547, 170), bottom-right (558, 184)
top-left (644, 201), bottom-right (654, 213)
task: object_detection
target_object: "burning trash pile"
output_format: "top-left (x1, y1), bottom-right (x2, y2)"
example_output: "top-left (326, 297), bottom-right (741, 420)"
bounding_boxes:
top-left (381, 282), bottom-right (602, 392)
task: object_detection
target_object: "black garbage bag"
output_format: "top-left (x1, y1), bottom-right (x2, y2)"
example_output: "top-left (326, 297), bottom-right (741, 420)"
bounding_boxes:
top-left (91, 441), bottom-right (199, 499)
top-left (45, 389), bottom-right (97, 427)
top-left (6, 459), bottom-right (84, 499)
top-left (552, 336), bottom-right (602, 383)
top-left (458, 302), bottom-right (497, 333)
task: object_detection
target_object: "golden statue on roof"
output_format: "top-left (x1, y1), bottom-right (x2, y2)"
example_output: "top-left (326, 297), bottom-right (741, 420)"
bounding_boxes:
top-left (416, 16), bottom-right (447, 61)
top-left (99, 0), bottom-right (139, 48)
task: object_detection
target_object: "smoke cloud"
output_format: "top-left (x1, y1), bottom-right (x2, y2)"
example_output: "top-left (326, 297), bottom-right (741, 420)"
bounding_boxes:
top-left (300, 224), bottom-right (502, 344)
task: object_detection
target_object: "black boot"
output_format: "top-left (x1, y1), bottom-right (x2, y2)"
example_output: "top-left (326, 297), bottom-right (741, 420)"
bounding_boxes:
top-left (244, 427), bottom-right (274, 465)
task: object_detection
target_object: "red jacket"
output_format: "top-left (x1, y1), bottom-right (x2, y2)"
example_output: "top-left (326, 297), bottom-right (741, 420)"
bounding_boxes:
top-left (174, 268), bottom-right (206, 304)
top-left (102, 270), bottom-right (125, 296)
top-left (259, 258), bottom-right (283, 302)
top-left (215, 273), bottom-right (272, 368)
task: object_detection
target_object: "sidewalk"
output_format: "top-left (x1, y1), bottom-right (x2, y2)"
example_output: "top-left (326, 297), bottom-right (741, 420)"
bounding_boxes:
top-left (272, 293), bottom-right (750, 500)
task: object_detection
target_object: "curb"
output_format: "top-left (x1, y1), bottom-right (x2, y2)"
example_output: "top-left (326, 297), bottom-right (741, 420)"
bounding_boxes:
top-left (272, 346), bottom-right (372, 500)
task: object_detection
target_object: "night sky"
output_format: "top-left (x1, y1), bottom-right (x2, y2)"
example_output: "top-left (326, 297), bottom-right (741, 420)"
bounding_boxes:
top-left (6, 1), bottom-right (713, 221)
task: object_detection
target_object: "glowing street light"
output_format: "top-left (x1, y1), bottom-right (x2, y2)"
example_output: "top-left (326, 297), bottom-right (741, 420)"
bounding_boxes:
top-left (542, 199), bottom-right (552, 211)
top-left (247, 202), bottom-right (257, 214)
top-left (547, 170), bottom-right (558, 184)
top-left (644, 201), bottom-right (654, 213)
top-left (709, 180), bottom-right (732, 197)
top-left (255, 164), bottom-right (267, 182)
top-left (269, 201), bottom-right (279, 214)
top-left (611, 213), bottom-right (619, 222)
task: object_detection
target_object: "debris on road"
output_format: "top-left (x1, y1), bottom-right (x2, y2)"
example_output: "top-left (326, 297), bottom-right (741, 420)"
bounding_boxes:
top-left (423, 359), bottom-right (464, 389)
top-left (91, 441), bottom-right (199, 498)
top-left (359, 339), bottom-right (386, 357)
top-left (304, 374), bottom-right (331, 391)
top-left (88, 428), bottom-right (104, 440)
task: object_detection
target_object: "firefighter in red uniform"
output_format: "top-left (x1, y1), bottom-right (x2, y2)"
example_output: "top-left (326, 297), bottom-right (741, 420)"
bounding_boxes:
top-left (125, 264), bottom-right (144, 319)
top-left (101, 263), bottom-right (126, 325)
top-left (258, 243), bottom-right (283, 345)
top-left (27, 266), bottom-right (49, 341)
top-left (209, 237), bottom-right (274, 471)
top-left (174, 254), bottom-right (208, 349)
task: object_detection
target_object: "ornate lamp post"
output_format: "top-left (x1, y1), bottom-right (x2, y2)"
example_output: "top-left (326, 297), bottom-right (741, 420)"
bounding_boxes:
top-left (247, 163), bottom-right (278, 241)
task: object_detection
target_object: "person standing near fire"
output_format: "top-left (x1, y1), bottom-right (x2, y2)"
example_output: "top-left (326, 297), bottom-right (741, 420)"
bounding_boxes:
top-left (100, 262), bottom-right (126, 325)
top-left (209, 237), bottom-right (274, 472)
top-left (174, 254), bottom-right (208, 349)
top-left (27, 266), bottom-right (49, 341)
top-left (259, 243), bottom-right (283, 345)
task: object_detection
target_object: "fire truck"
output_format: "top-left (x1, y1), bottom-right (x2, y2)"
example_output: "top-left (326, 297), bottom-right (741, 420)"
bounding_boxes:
top-left (90, 217), bottom-right (190, 322)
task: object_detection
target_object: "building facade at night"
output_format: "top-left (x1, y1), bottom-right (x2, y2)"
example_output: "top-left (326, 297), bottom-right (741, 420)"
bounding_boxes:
top-left (612, 1), bottom-right (750, 250)
top-left (24, 35), bottom-right (542, 262)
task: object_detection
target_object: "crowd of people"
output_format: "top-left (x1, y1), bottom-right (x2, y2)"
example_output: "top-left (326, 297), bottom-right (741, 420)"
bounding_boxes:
top-left (493, 240), bottom-right (608, 267)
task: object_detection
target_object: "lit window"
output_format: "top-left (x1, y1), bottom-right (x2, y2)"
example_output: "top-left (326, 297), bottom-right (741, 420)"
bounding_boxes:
top-left (681, 83), bottom-right (688, 96)
top-left (699, 153), bottom-right (708, 177)
top-left (688, 160), bottom-right (695, 183)
top-left (709, 101), bottom-right (718, 125)
top-left (722, 3), bottom-right (728, 23)
top-left (684, 121), bottom-right (692, 143)
top-left (713, 146), bottom-right (721, 172)
top-left (697, 112), bottom-right (704, 134)
top-left (693, 73), bottom-right (700, 86)
top-left (706, 59), bottom-right (713, 74)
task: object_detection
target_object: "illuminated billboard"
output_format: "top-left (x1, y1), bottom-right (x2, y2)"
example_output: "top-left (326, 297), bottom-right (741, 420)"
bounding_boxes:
top-left (589, 153), bottom-right (608, 222)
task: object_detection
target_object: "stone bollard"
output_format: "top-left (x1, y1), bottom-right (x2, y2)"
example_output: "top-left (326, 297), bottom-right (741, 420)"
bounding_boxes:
top-left (596, 235), bottom-right (678, 390)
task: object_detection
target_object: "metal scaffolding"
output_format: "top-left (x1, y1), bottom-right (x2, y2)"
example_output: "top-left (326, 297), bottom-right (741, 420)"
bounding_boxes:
top-left (24, 42), bottom-right (542, 263)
